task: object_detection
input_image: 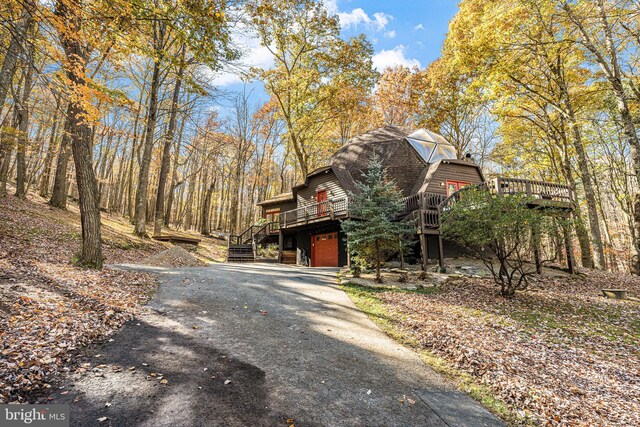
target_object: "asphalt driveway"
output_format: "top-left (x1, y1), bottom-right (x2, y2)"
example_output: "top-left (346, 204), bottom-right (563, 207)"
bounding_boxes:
top-left (54, 263), bottom-right (503, 427)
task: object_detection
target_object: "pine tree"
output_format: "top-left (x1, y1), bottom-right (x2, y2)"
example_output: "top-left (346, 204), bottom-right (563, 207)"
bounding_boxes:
top-left (341, 155), bottom-right (414, 282)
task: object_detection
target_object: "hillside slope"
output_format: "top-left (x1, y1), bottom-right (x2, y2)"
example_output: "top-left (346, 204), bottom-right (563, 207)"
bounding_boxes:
top-left (0, 193), bottom-right (222, 403)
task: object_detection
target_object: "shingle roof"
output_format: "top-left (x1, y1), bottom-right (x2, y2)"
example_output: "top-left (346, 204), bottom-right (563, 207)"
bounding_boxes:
top-left (256, 192), bottom-right (294, 206)
top-left (330, 126), bottom-right (430, 196)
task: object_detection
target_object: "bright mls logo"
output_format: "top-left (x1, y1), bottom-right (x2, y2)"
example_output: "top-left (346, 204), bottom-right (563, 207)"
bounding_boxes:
top-left (0, 405), bottom-right (69, 427)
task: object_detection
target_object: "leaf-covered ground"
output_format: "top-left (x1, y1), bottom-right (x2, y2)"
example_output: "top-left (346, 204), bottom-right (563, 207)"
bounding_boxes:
top-left (0, 195), bottom-right (165, 403)
top-left (345, 272), bottom-right (640, 426)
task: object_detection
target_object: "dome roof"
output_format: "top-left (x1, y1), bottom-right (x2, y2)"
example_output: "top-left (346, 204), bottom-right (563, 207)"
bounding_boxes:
top-left (405, 129), bottom-right (457, 163)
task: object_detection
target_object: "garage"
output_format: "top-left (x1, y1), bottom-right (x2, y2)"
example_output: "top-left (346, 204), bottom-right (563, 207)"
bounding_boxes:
top-left (311, 232), bottom-right (339, 267)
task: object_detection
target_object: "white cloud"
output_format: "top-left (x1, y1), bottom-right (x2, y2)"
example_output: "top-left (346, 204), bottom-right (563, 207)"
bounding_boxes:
top-left (384, 30), bottom-right (396, 39)
top-left (414, 23), bottom-right (425, 31)
top-left (206, 26), bottom-right (275, 87)
top-left (324, 0), bottom-right (338, 14)
top-left (372, 45), bottom-right (421, 71)
top-left (372, 12), bottom-right (390, 31)
top-left (337, 7), bottom-right (394, 34)
top-left (338, 8), bottom-right (371, 29)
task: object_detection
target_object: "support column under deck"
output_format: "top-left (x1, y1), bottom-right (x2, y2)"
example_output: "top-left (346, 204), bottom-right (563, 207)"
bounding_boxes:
top-left (437, 234), bottom-right (445, 272)
top-left (420, 234), bottom-right (429, 271)
top-left (278, 230), bottom-right (284, 263)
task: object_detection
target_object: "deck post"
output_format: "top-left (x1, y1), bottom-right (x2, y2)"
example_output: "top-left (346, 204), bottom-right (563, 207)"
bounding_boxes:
top-left (420, 234), bottom-right (429, 271)
top-left (278, 230), bottom-right (284, 264)
top-left (437, 234), bottom-right (445, 272)
top-left (562, 215), bottom-right (576, 275)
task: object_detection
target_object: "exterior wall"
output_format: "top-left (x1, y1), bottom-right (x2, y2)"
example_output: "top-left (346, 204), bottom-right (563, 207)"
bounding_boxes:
top-left (424, 162), bottom-right (484, 196)
top-left (295, 221), bottom-right (348, 267)
top-left (296, 170), bottom-right (348, 208)
top-left (260, 200), bottom-right (296, 217)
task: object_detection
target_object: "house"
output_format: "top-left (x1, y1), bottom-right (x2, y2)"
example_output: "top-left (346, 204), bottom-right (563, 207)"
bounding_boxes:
top-left (229, 126), bottom-right (576, 271)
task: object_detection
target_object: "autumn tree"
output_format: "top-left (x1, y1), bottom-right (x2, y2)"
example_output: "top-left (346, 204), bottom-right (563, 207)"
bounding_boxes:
top-left (133, 0), bottom-right (238, 237)
top-left (446, 0), bottom-right (607, 269)
top-left (248, 0), bottom-right (376, 177)
top-left (372, 65), bottom-right (422, 128)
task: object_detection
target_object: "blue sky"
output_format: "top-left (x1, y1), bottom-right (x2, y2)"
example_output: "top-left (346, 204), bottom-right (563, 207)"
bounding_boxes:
top-left (209, 0), bottom-right (460, 112)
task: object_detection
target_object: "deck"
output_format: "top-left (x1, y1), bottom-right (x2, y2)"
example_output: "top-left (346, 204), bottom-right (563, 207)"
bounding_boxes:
top-left (279, 197), bottom-right (349, 229)
top-left (421, 177), bottom-right (575, 233)
top-left (271, 177), bottom-right (574, 233)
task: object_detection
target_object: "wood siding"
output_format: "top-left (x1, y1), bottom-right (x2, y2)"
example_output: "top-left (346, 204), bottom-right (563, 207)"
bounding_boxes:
top-left (424, 162), bottom-right (483, 196)
top-left (261, 200), bottom-right (296, 217)
top-left (296, 170), bottom-right (347, 208)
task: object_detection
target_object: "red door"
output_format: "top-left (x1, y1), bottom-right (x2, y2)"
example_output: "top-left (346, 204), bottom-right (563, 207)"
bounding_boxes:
top-left (316, 190), bottom-right (327, 217)
top-left (311, 232), bottom-right (338, 267)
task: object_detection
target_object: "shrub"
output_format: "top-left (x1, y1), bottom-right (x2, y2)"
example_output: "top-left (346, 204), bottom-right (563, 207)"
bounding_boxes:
top-left (441, 187), bottom-right (561, 297)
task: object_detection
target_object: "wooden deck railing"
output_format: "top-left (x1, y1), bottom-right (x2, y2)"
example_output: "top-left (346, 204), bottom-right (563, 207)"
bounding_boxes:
top-left (490, 177), bottom-right (574, 203)
top-left (280, 197), bottom-right (349, 228)
top-left (402, 177), bottom-right (575, 232)
top-left (401, 192), bottom-right (446, 214)
top-left (228, 221), bottom-right (278, 246)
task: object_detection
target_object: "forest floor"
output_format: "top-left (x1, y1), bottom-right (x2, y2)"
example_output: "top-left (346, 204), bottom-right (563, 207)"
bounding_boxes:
top-left (0, 190), bottom-right (226, 403)
top-left (341, 267), bottom-right (640, 426)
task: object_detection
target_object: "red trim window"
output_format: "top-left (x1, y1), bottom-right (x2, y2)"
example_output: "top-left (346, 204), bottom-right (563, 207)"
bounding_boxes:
top-left (446, 180), bottom-right (470, 197)
top-left (316, 190), bottom-right (327, 216)
top-left (264, 208), bottom-right (280, 226)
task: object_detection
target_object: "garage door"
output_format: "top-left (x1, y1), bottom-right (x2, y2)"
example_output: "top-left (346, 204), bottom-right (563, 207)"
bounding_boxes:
top-left (312, 232), bottom-right (338, 267)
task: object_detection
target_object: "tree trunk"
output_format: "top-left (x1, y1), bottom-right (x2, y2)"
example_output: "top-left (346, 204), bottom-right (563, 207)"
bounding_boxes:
top-left (200, 181), bottom-right (216, 235)
top-left (566, 112), bottom-right (606, 269)
top-left (14, 58), bottom-right (35, 198)
top-left (154, 48), bottom-right (185, 236)
top-left (561, 151), bottom-right (593, 268)
top-left (0, 4), bottom-right (33, 111)
top-left (375, 240), bottom-right (382, 283)
top-left (164, 127), bottom-right (183, 226)
top-left (55, 0), bottom-right (102, 268)
top-left (49, 105), bottom-right (73, 208)
top-left (0, 113), bottom-right (15, 197)
top-left (39, 99), bottom-right (62, 197)
top-left (134, 25), bottom-right (164, 236)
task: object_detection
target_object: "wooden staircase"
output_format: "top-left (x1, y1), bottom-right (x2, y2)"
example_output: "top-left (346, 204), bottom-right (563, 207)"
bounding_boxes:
top-left (227, 244), bottom-right (255, 262)
top-left (227, 222), bottom-right (277, 263)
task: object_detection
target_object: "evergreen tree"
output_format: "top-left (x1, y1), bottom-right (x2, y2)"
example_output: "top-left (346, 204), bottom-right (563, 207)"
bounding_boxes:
top-left (341, 155), bottom-right (414, 282)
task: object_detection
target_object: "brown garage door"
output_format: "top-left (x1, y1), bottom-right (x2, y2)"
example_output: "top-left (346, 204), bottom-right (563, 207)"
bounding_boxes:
top-left (311, 232), bottom-right (338, 267)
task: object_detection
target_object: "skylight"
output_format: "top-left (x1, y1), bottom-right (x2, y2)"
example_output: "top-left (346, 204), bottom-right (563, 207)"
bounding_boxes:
top-left (406, 129), bottom-right (457, 163)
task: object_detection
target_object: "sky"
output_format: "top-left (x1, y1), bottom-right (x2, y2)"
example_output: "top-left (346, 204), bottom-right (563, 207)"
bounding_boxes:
top-left (208, 0), bottom-right (460, 113)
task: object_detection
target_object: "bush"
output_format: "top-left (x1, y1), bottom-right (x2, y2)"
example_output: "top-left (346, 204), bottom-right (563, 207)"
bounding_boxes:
top-left (441, 188), bottom-right (562, 297)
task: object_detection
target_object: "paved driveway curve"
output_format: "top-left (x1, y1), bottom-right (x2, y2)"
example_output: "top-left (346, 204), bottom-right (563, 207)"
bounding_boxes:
top-left (55, 263), bottom-right (502, 427)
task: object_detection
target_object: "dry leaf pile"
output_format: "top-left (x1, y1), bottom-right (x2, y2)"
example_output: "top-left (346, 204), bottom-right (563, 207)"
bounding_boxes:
top-left (0, 196), bottom-right (159, 403)
top-left (378, 271), bottom-right (640, 426)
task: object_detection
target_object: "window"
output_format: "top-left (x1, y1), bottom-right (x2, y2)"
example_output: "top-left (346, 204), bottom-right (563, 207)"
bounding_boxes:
top-left (264, 208), bottom-right (280, 229)
top-left (446, 180), bottom-right (470, 197)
